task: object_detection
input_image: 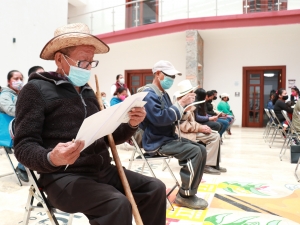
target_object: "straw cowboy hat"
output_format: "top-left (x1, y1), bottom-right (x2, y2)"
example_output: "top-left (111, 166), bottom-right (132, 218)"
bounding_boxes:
top-left (40, 23), bottom-right (109, 60)
top-left (174, 80), bottom-right (197, 98)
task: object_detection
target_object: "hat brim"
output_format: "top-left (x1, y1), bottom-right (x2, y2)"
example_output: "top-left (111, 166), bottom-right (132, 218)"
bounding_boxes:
top-left (174, 86), bottom-right (197, 98)
top-left (40, 32), bottom-right (110, 60)
top-left (163, 69), bottom-right (182, 76)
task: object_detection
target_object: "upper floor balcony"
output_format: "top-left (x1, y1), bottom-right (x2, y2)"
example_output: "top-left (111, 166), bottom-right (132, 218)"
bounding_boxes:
top-left (68, 0), bottom-right (300, 35)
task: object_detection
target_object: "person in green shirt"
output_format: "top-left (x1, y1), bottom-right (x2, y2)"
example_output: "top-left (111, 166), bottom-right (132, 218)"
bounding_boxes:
top-left (217, 93), bottom-right (235, 135)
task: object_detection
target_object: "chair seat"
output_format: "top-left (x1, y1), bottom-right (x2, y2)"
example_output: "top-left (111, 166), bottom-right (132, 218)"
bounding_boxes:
top-left (136, 153), bottom-right (169, 159)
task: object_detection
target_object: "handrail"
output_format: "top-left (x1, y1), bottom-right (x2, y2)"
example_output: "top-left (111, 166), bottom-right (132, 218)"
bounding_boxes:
top-left (68, 0), bottom-right (146, 19)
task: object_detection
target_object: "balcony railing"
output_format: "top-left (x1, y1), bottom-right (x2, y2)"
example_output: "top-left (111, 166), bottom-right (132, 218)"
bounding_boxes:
top-left (68, 0), bottom-right (293, 35)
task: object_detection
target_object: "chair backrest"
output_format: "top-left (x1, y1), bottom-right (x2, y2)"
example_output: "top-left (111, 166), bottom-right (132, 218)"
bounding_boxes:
top-left (282, 110), bottom-right (299, 134)
top-left (270, 109), bottom-right (281, 125)
top-left (264, 108), bottom-right (275, 124)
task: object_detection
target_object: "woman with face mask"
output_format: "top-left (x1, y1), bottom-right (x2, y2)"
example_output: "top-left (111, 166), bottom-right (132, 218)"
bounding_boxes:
top-left (110, 87), bottom-right (128, 106)
top-left (0, 70), bottom-right (29, 182)
top-left (273, 88), bottom-right (293, 124)
top-left (290, 86), bottom-right (299, 103)
top-left (110, 74), bottom-right (131, 97)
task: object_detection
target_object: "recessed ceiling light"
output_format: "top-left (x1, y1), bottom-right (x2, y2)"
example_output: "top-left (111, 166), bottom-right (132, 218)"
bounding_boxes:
top-left (264, 73), bottom-right (274, 77)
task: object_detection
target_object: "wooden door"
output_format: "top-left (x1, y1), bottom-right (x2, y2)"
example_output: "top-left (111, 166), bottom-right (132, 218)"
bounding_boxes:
top-left (246, 71), bottom-right (264, 127)
top-left (125, 69), bottom-right (153, 94)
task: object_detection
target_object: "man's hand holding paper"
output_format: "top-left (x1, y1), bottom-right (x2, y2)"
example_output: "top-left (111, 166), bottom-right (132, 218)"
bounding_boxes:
top-left (128, 107), bottom-right (147, 127)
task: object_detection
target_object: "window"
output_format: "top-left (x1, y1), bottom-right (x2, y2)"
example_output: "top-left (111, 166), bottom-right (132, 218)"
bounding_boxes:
top-left (126, 0), bottom-right (158, 28)
top-left (243, 0), bottom-right (288, 13)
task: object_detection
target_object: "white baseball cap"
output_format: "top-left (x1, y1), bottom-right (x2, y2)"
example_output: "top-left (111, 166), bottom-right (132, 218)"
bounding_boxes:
top-left (152, 60), bottom-right (182, 76)
top-left (220, 93), bottom-right (230, 98)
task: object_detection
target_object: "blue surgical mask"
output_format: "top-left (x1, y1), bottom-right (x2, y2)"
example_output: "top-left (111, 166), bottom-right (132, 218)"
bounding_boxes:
top-left (160, 76), bottom-right (174, 90)
top-left (63, 55), bottom-right (91, 87)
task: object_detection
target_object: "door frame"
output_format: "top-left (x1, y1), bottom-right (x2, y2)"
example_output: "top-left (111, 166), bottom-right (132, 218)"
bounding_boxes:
top-left (242, 65), bottom-right (286, 127)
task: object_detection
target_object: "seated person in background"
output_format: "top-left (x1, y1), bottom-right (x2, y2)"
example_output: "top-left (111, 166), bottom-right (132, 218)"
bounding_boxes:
top-left (267, 93), bottom-right (276, 110)
top-left (273, 88), bottom-right (293, 126)
top-left (290, 86), bottom-right (299, 103)
top-left (217, 93), bottom-right (235, 135)
top-left (140, 60), bottom-right (208, 210)
top-left (14, 23), bottom-right (166, 225)
top-left (175, 81), bottom-right (226, 175)
top-left (101, 92), bottom-right (110, 108)
top-left (206, 90), bottom-right (229, 139)
top-left (0, 70), bottom-right (28, 182)
top-left (110, 74), bottom-right (131, 97)
top-left (194, 88), bottom-right (222, 132)
top-left (28, 66), bottom-right (44, 76)
top-left (292, 100), bottom-right (300, 133)
top-left (110, 87), bottom-right (127, 106)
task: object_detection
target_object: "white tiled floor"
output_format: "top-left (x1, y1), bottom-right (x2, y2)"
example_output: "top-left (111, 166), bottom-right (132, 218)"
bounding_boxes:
top-left (0, 127), bottom-right (299, 225)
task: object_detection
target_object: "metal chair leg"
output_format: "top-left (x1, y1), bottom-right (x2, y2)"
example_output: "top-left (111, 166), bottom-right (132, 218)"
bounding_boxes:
top-left (295, 157), bottom-right (300, 182)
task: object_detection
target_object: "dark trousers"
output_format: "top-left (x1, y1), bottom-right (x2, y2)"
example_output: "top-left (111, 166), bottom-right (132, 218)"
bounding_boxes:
top-left (158, 138), bottom-right (207, 197)
top-left (202, 121), bottom-right (221, 132)
top-left (39, 165), bottom-right (166, 225)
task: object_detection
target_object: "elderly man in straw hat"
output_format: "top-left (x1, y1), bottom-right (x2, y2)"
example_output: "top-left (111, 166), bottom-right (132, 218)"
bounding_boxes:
top-left (139, 61), bottom-right (208, 210)
top-left (13, 23), bottom-right (166, 225)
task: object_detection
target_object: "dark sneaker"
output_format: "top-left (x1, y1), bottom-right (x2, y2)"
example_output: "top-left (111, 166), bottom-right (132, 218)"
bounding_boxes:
top-left (175, 194), bottom-right (208, 210)
top-left (4, 147), bottom-right (13, 154)
top-left (15, 167), bottom-right (29, 182)
top-left (216, 166), bottom-right (227, 173)
top-left (226, 129), bottom-right (232, 135)
top-left (204, 166), bottom-right (221, 175)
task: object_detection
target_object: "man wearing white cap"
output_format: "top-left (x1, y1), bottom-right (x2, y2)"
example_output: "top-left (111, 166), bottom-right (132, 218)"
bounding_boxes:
top-left (140, 60), bottom-right (208, 210)
top-left (13, 23), bottom-right (166, 225)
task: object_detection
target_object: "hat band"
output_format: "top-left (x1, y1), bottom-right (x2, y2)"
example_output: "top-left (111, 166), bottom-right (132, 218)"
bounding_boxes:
top-left (180, 87), bottom-right (193, 94)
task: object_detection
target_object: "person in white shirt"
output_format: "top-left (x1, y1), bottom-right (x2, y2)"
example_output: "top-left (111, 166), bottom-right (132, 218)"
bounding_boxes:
top-left (110, 74), bottom-right (131, 97)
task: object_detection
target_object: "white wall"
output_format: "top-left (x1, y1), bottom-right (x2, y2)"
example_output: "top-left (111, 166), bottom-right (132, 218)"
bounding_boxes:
top-left (288, 0), bottom-right (300, 10)
top-left (0, 0), bottom-right (68, 86)
top-left (90, 32), bottom-right (187, 100)
top-left (68, 0), bottom-right (125, 34)
top-left (90, 24), bottom-right (300, 126)
top-left (202, 24), bottom-right (300, 126)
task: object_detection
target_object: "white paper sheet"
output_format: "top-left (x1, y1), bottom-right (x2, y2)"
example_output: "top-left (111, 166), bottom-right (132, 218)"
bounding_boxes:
top-left (75, 92), bottom-right (148, 150)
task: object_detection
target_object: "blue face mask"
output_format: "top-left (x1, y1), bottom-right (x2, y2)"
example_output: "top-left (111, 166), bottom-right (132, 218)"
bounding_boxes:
top-left (63, 55), bottom-right (91, 87)
top-left (160, 76), bottom-right (174, 90)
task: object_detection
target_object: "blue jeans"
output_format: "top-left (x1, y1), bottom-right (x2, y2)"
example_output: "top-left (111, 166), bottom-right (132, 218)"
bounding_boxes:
top-left (217, 118), bottom-right (230, 137)
top-left (17, 163), bottom-right (26, 171)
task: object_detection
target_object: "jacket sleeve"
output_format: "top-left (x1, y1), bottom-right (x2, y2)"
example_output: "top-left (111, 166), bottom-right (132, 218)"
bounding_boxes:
top-left (217, 101), bottom-right (229, 114)
top-left (14, 83), bottom-right (62, 173)
top-left (0, 91), bottom-right (16, 117)
top-left (194, 108), bottom-right (209, 123)
top-left (144, 91), bottom-right (183, 126)
top-left (282, 101), bottom-right (294, 114)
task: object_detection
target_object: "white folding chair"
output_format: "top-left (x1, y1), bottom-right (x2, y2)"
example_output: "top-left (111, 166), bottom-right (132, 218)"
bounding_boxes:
top-left (263, 109), bottom-right (277, 141)
top-left (269, 109), bottom-right (287, 148)
top-left (0, 148), bottom-right (22, 186)
top-left (295, 157), bottom-right (300, 182)
top-left (280, 110), bottom-right (300, 160)
top-left (22, 167), bottom-right (74, 225)
top-left (128, 136), bottom-right (180, 210)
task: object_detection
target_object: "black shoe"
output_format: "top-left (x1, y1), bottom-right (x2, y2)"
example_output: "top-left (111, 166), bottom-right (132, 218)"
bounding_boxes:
top-left (15, 167), bottom-right (29, 182)
top-left (4, 147), bottom-right (13, 154)
top-left (204, 166), bottom-right (221, 175)
top-left (175, 194), bottom-right (208, 210)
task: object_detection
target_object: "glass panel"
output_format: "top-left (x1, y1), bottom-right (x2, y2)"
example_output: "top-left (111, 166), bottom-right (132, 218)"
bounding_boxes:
top-left (132, 76), bottom-right (140, 80)
top-left (132, 81), bottom-right (140, 86)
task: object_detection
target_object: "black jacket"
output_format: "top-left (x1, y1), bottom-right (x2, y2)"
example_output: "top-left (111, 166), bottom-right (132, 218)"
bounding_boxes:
top-left (206, 100), bottom-right (217, 116)
top-left (273, 100), bottom-right (293, 123)
top-left (14, 72), bottom-right (137, 174)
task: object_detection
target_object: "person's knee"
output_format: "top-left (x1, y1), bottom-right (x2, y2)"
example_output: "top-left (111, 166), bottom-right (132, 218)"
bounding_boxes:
top-left (148, 178), bottom-right (166, 197)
